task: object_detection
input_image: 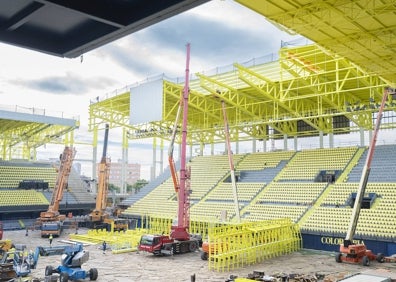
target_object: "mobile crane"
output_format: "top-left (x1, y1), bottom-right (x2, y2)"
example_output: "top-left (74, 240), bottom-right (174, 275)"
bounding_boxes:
top-left (39, 146), bottom-right (76, 237)
top-left (87, 124), bottom-right (111, 228)
top-left (86, 125), bottom-right (128, 231)
top-left (138, 43), bottom-right (202, 255)
top-left (336, 88), bottom-right (391, 266)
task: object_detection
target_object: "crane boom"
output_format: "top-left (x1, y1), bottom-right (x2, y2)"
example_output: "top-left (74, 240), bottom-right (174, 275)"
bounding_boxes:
top-left (170, 43), bottom-right (191, 241)
top-left (344, 89), bottom-right (389, 246)
top-left (89, 124), bottom-right (111, 222)
top-left (221, 99), bottom-right (241, 222)
top-left (40, 146), bottom-right (76, 221)
top-left (168, 92), bottom-right (183, 193)
top-left (138, 44), bottom-right (202, 255)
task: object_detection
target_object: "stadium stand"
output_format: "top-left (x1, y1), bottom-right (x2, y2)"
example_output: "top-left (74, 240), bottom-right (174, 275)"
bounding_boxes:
top-left (2, 144), bottom-right (396, 254)
top-left (0, 159), bottom-right (95, 225)
top-left (121, 144), bottom-right (396, 245)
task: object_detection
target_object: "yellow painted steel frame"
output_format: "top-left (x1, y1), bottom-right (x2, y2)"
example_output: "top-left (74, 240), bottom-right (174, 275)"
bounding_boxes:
top-left (0, 124), bottom-right (77, 160)
top-left (207, 218), bottom-right (302, 271)
top-left (89, 44), bottom-right (395, 145)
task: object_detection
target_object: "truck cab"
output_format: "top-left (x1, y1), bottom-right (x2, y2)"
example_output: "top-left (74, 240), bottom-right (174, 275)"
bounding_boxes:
top-left (138, 234), bottom-right (174, 255)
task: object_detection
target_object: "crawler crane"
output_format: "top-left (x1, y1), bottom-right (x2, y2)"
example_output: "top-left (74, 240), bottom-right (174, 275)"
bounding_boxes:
top-left (336, 88), bottom-right (392, 265)
top-left (39, 146), bottom-right (76, 237)
top-left (138, 44), bottom-right (202, 255)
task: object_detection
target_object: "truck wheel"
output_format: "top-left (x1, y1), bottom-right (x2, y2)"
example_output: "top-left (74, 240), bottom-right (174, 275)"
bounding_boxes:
top-left (45, 265), bottom-right (54, 276)
top-left (201, 252), bottom-right (208, 260)
top-left (376, 253), bottom-right (385, 263)
top-left (335, 253), bottom-right (342, 263)
top-left (189, 241), bottom-right (198, 252)
top-left (59, 272), bottom-right (69, 282)
top-left (89, 268), bottom-right (98, 281)
top-left (362, 256), bottom-right (370, 266)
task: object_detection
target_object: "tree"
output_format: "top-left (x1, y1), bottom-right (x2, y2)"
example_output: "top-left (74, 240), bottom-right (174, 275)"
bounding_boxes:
top-left (129, 179), bottom-right (148, 194)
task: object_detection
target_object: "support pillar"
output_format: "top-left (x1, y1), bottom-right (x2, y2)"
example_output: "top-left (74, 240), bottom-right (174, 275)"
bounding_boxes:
top-left (200, 142), bottom-right (204, 156)
top-left (92, 126), bottom-right (98, 188)
top-left (368, 129), bottom-right (373, 146)
top-left (252, 138), bottom-right (256, 153)
top-left (294, 136), bottom-right (298, 151)
top-left (319, 131), bottom-right (324, 149)
top-left (283, 134), bottom-right (288, 150)
top-left (159, 139), bottom-right (164, 174)
top-left (151, 137), bottom-right (157, 181)
top-left (360, 128), bottom-right (365, 147)
top-left (211, 143), bottom-right (214, 155)
top-left (329, 133), bottom-right (334, 148)
top-left (121, 128), bottom-right (128, 194)
top-left (262, 138), bottom-right (267, 152)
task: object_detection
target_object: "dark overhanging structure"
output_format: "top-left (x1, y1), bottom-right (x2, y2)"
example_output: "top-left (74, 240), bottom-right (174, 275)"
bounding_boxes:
top-left (0, 0), bottom-right (209, 58)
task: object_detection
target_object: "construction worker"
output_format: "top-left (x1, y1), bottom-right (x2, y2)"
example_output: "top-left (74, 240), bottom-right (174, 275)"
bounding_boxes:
top-left (102, 241), bottom-right (107, 254)
top-left (49, 234), bottom-right (53, 247)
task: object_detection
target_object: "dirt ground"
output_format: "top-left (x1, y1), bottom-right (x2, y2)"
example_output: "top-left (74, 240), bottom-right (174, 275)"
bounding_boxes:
top-left (3, 228), bottom-right (396, 282)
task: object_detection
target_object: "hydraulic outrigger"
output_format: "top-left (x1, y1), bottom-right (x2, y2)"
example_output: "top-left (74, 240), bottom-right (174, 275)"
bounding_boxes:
top-left (336, 87), bottom-right (394, 265)
top-left (39, 146), bottom-right (76, 237)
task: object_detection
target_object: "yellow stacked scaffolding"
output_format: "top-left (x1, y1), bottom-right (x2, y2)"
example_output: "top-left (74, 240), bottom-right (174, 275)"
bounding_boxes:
top-left (207, 218), bottom-right (302, 271)
top-left (146, 215), bottom-right (173, 234)
top-left (69, 228), bottom-right (148, 254)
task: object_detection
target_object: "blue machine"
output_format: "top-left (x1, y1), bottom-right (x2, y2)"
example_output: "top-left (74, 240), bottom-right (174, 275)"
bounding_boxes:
top-left (45, 243), bottom-right (98, 282)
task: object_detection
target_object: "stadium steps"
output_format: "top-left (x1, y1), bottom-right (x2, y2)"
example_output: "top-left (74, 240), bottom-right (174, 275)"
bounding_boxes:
top-left (338, 146), bottom-right (366, 183)
top-left (297, 183), bottom-right (332, 226)
top-left (67, 167), bottom-right (95, 204)
top-left (120, 164), bottom-right (174, 207)
top-left (237, 158), bottom-right (295, 218)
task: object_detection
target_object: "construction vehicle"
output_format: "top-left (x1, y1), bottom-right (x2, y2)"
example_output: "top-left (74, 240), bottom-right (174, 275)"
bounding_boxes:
top-left (85, 125), bottom-right (127, 232)
top-left (44, 243), bottom-right (98, 282)
top-left (0, 244), bottom-right (40, 278)
top-left (138, 44), bottom-right (202, 255)
top-left (200, 97), bottom-right (240, 260)
top-left (336, 88), bottom-right (391, 266)
top-left (39, 146), bottom-right (76, 237)
top-left (0, 240), bottom-right (13, 260)
top-left (87, 124), bottom-right (110, 228)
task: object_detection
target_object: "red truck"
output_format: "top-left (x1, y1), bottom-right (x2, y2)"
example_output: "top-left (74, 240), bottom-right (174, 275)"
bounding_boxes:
top-left (138, 234), bottom-right (201, 256)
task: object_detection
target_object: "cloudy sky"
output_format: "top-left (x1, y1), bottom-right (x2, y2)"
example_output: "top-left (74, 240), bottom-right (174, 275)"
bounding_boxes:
top-left (0, 0), bottom-right (307, 179)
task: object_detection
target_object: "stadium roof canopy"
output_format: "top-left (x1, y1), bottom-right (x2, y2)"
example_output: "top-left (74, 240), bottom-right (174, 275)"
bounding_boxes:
top-left (0, 105), bottom-right (79, 160)
top-left (89, 44), bottom-right (396, 145)
top-left (0, 0), bottom-right (209, 58)
top-left (235, 0), bottom-right (396, 85)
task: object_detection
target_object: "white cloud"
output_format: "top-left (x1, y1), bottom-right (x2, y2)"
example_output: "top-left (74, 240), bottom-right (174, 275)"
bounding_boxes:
top-left (0, 0), bottom-right (305, 180)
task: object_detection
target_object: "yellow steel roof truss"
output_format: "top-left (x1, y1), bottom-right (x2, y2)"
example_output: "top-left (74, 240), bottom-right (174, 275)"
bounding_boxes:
top-left (89, 42), bottom-right (395, 144)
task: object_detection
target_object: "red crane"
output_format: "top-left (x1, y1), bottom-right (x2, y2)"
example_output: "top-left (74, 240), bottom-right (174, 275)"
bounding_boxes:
top-left (138, 44), bottom-right (202, 255)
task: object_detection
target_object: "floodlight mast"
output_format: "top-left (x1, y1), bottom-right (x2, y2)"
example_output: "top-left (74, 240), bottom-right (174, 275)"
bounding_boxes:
top-left (170, 43), bottom-right (191, 241)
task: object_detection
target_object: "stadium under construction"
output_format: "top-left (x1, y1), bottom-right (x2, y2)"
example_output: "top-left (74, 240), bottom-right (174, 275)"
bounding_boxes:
top-left (1, 0), bottom-right (396, 272)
